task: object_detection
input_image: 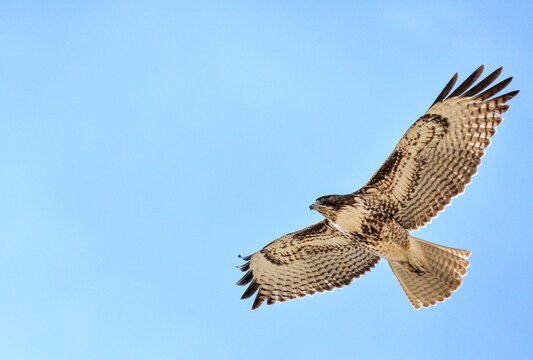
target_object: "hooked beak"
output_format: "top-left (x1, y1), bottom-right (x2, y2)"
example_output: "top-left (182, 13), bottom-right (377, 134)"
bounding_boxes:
top-left (309, 201), bottom-right (318, 210)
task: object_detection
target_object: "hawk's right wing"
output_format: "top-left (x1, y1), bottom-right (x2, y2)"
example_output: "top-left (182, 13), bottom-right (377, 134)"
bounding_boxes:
top-left (237, 220), bottom-right (380, 310)
top-left (360, 65), bottom-right (518, 230)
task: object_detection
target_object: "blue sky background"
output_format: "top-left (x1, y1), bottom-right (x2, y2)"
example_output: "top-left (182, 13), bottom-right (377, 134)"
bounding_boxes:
top-left (1, 1), bottom-right (532, 359)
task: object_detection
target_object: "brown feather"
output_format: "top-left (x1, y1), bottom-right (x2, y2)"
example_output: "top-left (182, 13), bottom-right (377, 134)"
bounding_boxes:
top-left (463, 66), bottom-right (502, 97)
top-left (475, 77), bottom-right (513, 101)
top-left (431, 73), bottom-right (457, 106)
top-left (448, 65), bottom-right (484, 98)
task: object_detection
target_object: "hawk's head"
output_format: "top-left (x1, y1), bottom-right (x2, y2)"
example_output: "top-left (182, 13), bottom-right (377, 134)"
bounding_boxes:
top-left (309, 194), bottom-right (349, 219)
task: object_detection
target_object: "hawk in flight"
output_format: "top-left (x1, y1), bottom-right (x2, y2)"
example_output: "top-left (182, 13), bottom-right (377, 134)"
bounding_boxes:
top-left (237, 66), bottom-right (518, 309)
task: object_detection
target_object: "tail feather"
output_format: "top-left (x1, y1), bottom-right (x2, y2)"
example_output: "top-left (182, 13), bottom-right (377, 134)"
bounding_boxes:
top-left (389, 236), bottom-right (471, 309)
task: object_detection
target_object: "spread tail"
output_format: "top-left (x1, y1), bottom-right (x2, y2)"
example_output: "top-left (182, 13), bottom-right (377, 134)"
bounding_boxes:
top-left (388, 236), bottom-right (471, 309)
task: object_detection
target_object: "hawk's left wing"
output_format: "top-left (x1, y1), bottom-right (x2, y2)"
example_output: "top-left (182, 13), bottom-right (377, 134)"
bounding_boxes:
top-left (237, 220), bottom-right (380, 309)
top-left (360, 65), bottom-right (518, 230)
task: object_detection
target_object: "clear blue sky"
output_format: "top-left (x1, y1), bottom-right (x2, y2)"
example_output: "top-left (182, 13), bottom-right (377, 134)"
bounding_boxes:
top-left (1, 1), bottom-right (532, 359)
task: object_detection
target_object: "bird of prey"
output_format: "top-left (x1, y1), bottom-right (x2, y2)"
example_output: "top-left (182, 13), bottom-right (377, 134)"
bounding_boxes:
top-left (236, 65), bottom-right (518, 310)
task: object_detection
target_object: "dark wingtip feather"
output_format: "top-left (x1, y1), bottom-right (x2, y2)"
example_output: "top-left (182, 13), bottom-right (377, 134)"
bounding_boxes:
top-left (431, 72), bottom-right (458, 106)
top-left (500, 90), bottom-right (520, 101)
top-left (488, 90), bottom-right (519, 114)
top-left (236, 270), bottom-right (254, 286)
top-left (237, 262), bottom-right (250, 272)
top-left (238, 254), bottom-right (252, 261)
top-left (448, 65), bottom-right (484, 98)
top-left (463, 66), bottom-right (503, 98)
top-left (475, 77), bottom-right (513, 101)
top-left (241, 280), bottom-right (260, 299)
top-left (251, 293), bottom-right (266, 310)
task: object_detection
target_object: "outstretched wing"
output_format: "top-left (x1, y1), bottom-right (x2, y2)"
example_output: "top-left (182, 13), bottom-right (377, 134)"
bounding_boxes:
top-left (236, 220), bottom-right (380, 310)
top-left (361, 65), bottom-right (519, 230)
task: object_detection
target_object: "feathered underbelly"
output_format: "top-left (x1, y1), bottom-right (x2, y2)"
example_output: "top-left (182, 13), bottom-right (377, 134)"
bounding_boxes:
top-left (332, 205), bottom-right (410, 260)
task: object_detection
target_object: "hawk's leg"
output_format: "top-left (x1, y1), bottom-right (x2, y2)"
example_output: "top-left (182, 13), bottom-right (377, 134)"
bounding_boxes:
top-left (406, 258), bottom-right (426, 276)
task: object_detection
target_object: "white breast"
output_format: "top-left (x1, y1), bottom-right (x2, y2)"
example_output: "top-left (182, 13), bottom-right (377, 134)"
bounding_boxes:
top-left (334, 206), bottom-right (365, 233)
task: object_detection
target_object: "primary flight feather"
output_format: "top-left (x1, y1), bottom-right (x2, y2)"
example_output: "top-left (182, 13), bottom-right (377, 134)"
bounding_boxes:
top-left (237, 65), bottom-right (518, 310)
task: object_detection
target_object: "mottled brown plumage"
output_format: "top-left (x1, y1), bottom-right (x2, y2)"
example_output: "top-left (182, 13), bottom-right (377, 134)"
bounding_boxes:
top-left (237, 65), bottom-right (518, 310)
top-left (237, 220), bottom-right (380, 309)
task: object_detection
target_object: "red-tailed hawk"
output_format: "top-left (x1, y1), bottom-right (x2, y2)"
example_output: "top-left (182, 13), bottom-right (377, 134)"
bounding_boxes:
top-left (237, 65), bottom-right (518, 310)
